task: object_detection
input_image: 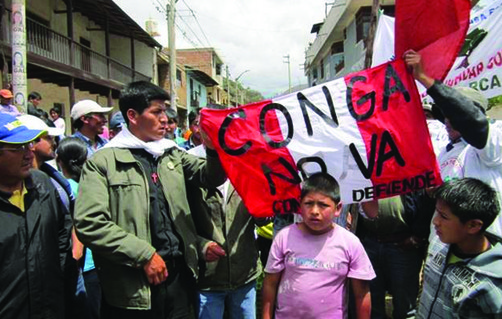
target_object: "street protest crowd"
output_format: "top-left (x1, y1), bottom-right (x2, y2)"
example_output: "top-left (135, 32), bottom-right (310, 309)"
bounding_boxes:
top-left (1, 47), bottom-right (502, 319)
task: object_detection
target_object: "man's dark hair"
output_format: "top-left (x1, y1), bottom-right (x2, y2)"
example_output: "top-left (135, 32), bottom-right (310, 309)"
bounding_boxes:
top-left (301, 172), bottom-right (341, 204)
top-left (119, 81), bottom-right (170, 125)
top-left (434, 178), bottom-right (500, 232)
top-left (73, 118), bottom-right (84, 130)
top-left (188, 110), bottom-right (199, 126)
top-left (166, 107), bottom-right (178, 123)
top-left (28, 91), bottom-right (42, 101)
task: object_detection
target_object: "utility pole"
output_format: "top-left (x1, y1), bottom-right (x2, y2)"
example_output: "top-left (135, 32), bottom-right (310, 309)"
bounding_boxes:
top-left (167, 0), bottom-right (177, 111)
top-left (226, 65), bottom-right (230, 107)
top-left (234, 78), bottom-right (238, 107)
top-left (283, 54), bottom-right (291, 93)
top-left (235, 70), bottom-right (249, 106)
top-left (12, 0), bottom-right (27, 113)
top-left (364, 0), bottom-right (380, 69)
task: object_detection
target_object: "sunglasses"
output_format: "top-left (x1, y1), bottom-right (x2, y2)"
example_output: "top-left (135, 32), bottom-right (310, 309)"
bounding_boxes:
top-left (0, 142), bottom-right (34, 152)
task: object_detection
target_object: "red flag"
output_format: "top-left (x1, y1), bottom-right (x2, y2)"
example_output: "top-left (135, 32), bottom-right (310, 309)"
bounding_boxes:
top-left (395, 0), bottom-right (471, 80)
top-left (201, 100), bottom-right (301, 218)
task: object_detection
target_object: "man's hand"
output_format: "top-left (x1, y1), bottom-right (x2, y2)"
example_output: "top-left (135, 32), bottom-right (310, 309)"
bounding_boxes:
top-left (403, 49), bottom-right (435, 89)
top-left (360, 200), bottom-right (379, 219)
top-left (200, 128), bottom-right (215, 150)
top-left (199, 113), bottom-right (215, 150)
top-left (143, 252), bottom-right (168, 285)
top-left (205, 242), bottom-right (226, 262)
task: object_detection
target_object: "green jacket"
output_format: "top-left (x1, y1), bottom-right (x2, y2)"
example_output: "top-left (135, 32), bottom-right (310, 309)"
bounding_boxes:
top-left (188, 183), bottom-right (260, 291)
top-left (74, 147), bottom-right (225, 310)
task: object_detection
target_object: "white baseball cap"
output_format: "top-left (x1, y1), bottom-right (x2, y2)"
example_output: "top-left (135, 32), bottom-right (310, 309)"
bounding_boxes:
top-left (17, 114), bottom-right (65, 136)
top-left (71, 100), bottom-right (112, 120)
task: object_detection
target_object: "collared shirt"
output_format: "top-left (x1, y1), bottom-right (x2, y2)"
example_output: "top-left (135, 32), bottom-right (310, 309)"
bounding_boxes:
top-left (0, 104), bottom-right (21, 116)
top-left (8, 183), bottom-right (28, 212)
top-left (130, 149), bottom-right (182, 260)
top-left (180, 137), bottom-right (199, 151)
top-left (72, 131), bottom-right (108, 158)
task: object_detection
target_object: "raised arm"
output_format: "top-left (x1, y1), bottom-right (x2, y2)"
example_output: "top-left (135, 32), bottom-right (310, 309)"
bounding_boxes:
top-left (403, 49), bottom-right (489, 149)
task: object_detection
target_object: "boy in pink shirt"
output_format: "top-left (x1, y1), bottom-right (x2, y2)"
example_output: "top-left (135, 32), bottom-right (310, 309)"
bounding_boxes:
top-left (262, 173), bottom-right (375, 319)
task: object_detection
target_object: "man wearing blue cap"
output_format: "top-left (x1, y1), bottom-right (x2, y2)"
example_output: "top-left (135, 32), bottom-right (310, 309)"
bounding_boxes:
top-left (0, 113), bottom-right (72, 319)
top-left (109, 111), bottom-right (126, 140)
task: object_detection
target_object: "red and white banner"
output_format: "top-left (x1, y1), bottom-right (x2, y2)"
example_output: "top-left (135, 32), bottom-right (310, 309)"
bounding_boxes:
top-left (201, 60), bottom-right (442, 217)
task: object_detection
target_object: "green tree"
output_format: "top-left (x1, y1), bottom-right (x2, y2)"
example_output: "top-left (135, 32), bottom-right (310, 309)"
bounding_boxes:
top-left (222, 78), bottom-right (264, 105)
top-left (488, 95), bottom-right (502, 111)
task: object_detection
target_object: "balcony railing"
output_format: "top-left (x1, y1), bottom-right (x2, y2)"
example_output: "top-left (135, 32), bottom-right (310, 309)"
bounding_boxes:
top-left (1, 9), bottom-right (151, 84)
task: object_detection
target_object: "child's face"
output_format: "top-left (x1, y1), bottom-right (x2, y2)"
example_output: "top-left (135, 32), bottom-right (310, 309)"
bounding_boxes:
top-left (433, 199), bottom-right (469, 244)
top-left (300, 191), bottom-right (342, 235)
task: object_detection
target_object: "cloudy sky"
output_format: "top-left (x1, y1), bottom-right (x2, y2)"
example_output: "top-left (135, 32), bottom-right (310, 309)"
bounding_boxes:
top-left (113, 0), bottom-right (331, 98)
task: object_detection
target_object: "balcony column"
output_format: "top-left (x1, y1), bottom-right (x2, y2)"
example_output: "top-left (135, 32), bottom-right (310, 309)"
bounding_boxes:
top-left (130, 36), bottom-right (135, 81)
top-left (108, 89), bottom-right (113, 108)
top-left (69, 77), bottom-right (75, 133)
top-left (67, 0), bottom-right (74, 67)
top-left (105, 14), bottom-right (111, 79)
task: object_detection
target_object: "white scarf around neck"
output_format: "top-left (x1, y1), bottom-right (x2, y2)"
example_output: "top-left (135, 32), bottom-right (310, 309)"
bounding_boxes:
top-left (102, 127), bottom-right (181, 158)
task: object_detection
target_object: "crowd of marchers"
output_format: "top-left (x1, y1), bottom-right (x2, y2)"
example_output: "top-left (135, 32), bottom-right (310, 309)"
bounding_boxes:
top-left (1, 51), bottom-right (502, 319)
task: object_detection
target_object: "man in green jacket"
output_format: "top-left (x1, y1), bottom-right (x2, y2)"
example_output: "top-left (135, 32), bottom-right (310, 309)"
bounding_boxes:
top-left (187, 144), bottom-right (260, 319)
top-left (74, 81), bottom-right (226, 319)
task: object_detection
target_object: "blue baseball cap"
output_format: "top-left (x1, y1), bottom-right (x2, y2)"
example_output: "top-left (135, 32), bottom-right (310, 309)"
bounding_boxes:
top-left (109, 111), bottom-right (125, 129)
top-left (0, 113), bottom-right (46, 144)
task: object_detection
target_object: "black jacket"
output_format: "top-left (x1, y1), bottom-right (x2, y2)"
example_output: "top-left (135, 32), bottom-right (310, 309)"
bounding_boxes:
top-left (0, 170), bottom-right (72, 319)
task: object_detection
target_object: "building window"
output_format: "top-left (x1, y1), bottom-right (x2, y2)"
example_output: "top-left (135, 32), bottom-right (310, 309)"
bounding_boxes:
top-left (176, 69), bottom-right (182, 86)
top-left (216, 63), bottom-right (222, 76)
top-left (356, 6), bottom-right (372, 44)
top-left (312, 66), bottom-right (318, 80)
top-left (331, 41), bottom-right (344, 74)
top-left (331, 42), bottom-right (343, 55)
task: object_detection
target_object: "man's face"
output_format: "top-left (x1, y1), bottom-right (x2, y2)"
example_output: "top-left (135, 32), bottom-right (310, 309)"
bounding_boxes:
top-left (1, 97), bottom-right (12, 105)
top-left (109, 127), bottom-right (122, 140)
top-left (0, 142), bottom-right (35, 182)
top-left (433, 199), bottom-right (469, 244)
top-left (30, 98), bottom-right (41, 107)
top-left (33, 135), bottom-right (56, 162)
top-left (300, 191), bottom-right (341, 235)
top-left (128, 99), bottom-right (168, 142)
top-left (82, 113), bottom-right (107, 135)
top-left (165, 118), bottom-right (178, 140)
top-left (445, 118), bottom-right (461, 141)
top-left (190, 115), bottom-right (201, 140)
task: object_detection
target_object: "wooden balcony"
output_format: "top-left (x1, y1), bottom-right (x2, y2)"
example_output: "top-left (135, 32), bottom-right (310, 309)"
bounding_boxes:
top-left (1, 9), bottom-right (150, 92)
